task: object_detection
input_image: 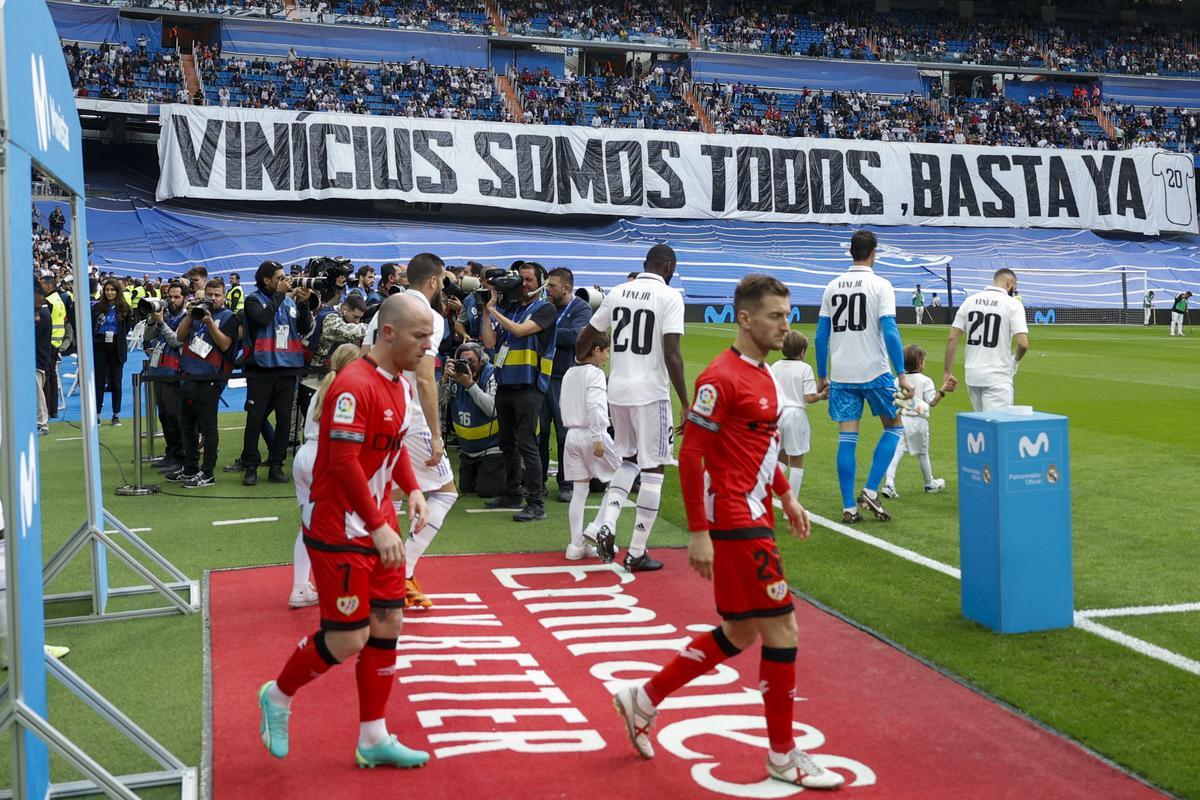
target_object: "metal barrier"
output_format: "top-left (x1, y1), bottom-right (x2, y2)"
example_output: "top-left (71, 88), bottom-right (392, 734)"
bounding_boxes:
top-left (117, 367), bottom-right (325, 497)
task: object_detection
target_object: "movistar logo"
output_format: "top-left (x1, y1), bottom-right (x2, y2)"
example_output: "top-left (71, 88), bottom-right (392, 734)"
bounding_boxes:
top-left (1033, 309), bottom-right (1056, 325)
top-left (19, 432), bottom-right (39, 538)
top-left (966, 431), bottom-right (985, 454)
top-left (31, 53), bottom-right (70, 153)
top-left (1018, 432), bottom-right (1050, 458)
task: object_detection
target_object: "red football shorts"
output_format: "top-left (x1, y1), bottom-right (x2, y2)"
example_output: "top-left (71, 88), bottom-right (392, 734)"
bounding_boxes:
top-left (307, 546), bottom-right (407, 630)
top-left (711, 534), bottom-right (795, 620)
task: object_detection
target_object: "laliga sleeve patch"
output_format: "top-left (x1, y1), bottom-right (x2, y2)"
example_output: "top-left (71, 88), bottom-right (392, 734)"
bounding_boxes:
top-left (333, 392), bottom-right (357, 424)
top-left (693, 383), bottom-right (718, 417)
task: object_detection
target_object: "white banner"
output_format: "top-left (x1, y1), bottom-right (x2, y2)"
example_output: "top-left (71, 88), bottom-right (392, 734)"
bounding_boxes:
top-left (157, 105), bottom-right (1197, 235)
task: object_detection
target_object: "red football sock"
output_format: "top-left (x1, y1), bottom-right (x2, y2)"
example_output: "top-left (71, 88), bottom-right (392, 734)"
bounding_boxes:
top-left (276, 630), bottom-right (340, 697)
top-left (644, 628), bottom-right (741, 706)
top-left (760, 646), bottom-right (798, 753)
top-left (357, 636), bottom-right (399, 722)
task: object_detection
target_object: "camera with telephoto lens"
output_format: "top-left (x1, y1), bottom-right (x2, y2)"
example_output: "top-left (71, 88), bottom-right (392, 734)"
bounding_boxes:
top-left (291, 276), bottom-right (325, 290)
top-left (138, 297), bottom-right (166, 315)
top-left (441, 274), bottom-right (483, 302)
top-left (387, 284), bottom-right (406, 296)
top-left (190, 300), bottom-right (214, 320)
top-left (575, 286), bottom-right (605, 310)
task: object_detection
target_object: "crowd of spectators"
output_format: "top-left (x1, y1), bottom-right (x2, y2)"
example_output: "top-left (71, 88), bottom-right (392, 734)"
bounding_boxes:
top-left (203, 50), bottom-right (509, 119)
top-left (1103, 103), bottom-right (1200, 150)
top-left (1044, 23), bottom-right (1200, 76)
top-left (513, 62), bottom-right (697, 129)
top-left (64, 39), bottom-right (188, 103)
top-left (311, 0), bottom-right (494, 33)
top-left (692, 82), bottom-right (1140, 150)
top-left (503, 0), bottom-right (687, 43)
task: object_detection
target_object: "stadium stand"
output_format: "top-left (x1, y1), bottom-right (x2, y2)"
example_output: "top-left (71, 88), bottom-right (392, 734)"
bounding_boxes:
top-left (203, 51), bottom-right (510, 118)
top-left (501, 0), bottom-right (688, 45)
top-left (65, 39), bottom-right (187, 103)
top-left (512, 64), bottom-right (698, 128)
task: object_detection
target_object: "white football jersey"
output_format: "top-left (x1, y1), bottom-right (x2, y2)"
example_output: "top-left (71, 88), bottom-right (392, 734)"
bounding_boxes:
top-left (366, 292), bottom-right (443, 432)
top-left (819, 265), bottom-right (898, 384)
top-left (588, 273), bottom-right (684, 406)
top-left (770, 359), bottom-right (817, 410)
top-left (902, 372), bottom-right (937, 419)
top-left (952, 286), bottom-right (1028, 388)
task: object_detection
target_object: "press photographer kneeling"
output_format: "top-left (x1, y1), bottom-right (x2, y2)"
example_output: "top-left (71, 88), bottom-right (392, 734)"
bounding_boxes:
top-left (443, 342), bottom-right (503, 498)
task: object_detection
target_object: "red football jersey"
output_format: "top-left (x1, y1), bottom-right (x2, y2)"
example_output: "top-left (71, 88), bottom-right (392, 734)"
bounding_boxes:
top-left (305, 356), bottom-right (417, 549)
top-left (679, 347), bottom-right (790, 536)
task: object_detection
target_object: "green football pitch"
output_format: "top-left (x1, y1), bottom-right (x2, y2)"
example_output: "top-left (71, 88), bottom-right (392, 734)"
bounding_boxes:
top-left (6, 323), bottom-right (1199, 798)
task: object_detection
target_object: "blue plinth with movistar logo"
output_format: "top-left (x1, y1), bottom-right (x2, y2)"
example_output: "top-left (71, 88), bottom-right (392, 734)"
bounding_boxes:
top-left (956, 410), bottom-right (1073, 633)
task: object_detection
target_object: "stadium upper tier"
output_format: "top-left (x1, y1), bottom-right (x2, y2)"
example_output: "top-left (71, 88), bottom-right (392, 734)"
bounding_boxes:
top-left (60, 0), bottom-right (1200, 77)
top-left (63, 40), bottom-right (1200, 153)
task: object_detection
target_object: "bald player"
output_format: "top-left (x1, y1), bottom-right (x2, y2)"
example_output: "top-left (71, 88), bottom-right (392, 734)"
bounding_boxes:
top-left (258, 293), bottom-right (433, 769)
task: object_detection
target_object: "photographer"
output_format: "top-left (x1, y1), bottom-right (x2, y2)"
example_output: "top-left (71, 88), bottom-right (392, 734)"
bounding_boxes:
top-left (350, 265), bottom-right (382, 304)
top-left (172, 279), bottom-right (237, 488)
top-left (481, 261), bottom-right (557, 522)
top-left (142, 281), bottom-right (189, 474)
top-left (39, 271), bottom-right (72, 419)
top-left (379, 262), bottom-right (406, 295)
top-left (539, 267), bottom-right (592, 503)
top-left (444, 342), bottom-right (503, 497)
top-left (457, 262), bottom-right (488, 341)
top-left (238, 260), bottom-right (313, 486)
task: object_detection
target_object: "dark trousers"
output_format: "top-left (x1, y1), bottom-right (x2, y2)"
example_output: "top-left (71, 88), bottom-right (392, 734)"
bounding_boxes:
top-left (496, 384), bottom-right (544, 505)
top-left (181, 380), bottom-right (221, 474)
top-left (241, 370), bottom-right (296, 469)
top-left (93, 341), bottom-right (124, 417)
top-left (155, 380), bottom-right (185, 463)
top-left (537, 376), bottom-right (567, 489)
top-left (459, 452), bottom-right (506, 498)
top-left (45, 350), bottom-right (60, 418)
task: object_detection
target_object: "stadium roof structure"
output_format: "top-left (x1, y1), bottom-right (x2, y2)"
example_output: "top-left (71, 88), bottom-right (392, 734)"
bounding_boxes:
top-left (66, 189), bottom-right (1200, 308)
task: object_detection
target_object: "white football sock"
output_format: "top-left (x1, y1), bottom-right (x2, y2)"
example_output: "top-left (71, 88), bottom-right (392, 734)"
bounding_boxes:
top-left (268, 682), bottom-right (292, 709)
top-left (292, 531), bottom-right (310, 587)
top-left (919, 453), bottom-right (934, 485)
top-left (405, 491), bottom-right (457, 579)
top-left (568, 482), bottom-right (590, 547)
top-left (598, 460), bottom-right (639, 532)
top-left (628, 472), bottom-right (664, 558)
top-left (359, 718), bottom-right (388, 748)
top-left (788, 466), bottom-right (805, 496)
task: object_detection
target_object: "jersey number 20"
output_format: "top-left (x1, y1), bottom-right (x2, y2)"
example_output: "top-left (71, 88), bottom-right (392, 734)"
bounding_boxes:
top-left (967, 311), bottom-right (1001, 348)
top-left (613, 308), bottom-right (656, 355)
top-left (831, 293), bottom-right (867, 332)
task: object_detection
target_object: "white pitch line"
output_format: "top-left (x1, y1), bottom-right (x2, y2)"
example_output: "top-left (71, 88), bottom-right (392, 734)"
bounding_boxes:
top-left (56, 436), bottom-right (83, 442)
top-left (1076, 602), bottom-right (1200, 619)
top-left (211, 516), bottom-right (279, 527)
top-left (785, 498), bottom-right (1199, 675)
top-left (1073, 615), bottom-right (1200, 676)
top-left (465, 507), bottom-right (521, 514)
top-left (774, 499), bottom-right (961, 579)
top-left (104, 528), bottom-right (152, 534)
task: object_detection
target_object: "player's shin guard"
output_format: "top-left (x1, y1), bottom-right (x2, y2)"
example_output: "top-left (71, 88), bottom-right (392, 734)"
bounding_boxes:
top-left (865, 427), bottom-right (904, 493)
top-left (644, 627), bottom-right (741, 705)
top-left (628, 472), bottom-right (664, 557)
top-left (760, 646), bottom-right (799, 754)
top-left (357, 636), bottom-right (399, 723)
top-left (836, 433), bottom-right (859, 509)
top-left (598, 460), bottom-right (639, 531)
top-left (292, 532), bottom-right (311, 587)
top-left (568, 482), bottom-right (590, 547)
top-left (276, 630), bottom-right (340, 696)
top-left (405, 491), bottom-right (457, 580)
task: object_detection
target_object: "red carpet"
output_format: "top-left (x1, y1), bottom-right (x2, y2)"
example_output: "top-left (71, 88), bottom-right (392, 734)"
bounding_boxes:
top-left (210, 550), bottom-right (1164, 799)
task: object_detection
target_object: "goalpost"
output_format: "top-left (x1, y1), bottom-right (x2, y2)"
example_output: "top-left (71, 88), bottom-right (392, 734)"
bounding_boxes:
top-left (985, 268), bottom-right (1150, 326)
